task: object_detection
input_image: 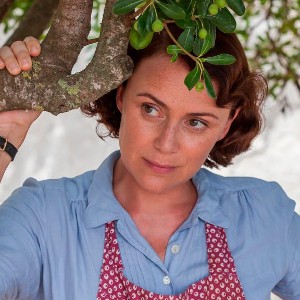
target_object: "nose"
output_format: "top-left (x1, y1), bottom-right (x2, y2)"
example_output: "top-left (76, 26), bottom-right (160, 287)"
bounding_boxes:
top-left (153, 123), bottom-right (179, 154)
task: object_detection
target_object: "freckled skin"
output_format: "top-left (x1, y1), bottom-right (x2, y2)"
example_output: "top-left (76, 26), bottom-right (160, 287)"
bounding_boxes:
top-left (114, 54), bottom-right (237, 197)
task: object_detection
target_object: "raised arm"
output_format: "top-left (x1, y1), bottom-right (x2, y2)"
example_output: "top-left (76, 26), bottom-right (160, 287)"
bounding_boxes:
top-left (0, 37), bottom-right (41, 181)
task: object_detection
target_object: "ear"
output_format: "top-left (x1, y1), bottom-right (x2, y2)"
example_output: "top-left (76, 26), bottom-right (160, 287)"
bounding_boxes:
top-left (116, 84), bottom-right (125, 113)
top-left (218, 108), bottom-right (240, 141)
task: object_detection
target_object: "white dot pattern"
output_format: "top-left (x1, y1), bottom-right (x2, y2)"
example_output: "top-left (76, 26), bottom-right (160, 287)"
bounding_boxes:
top-left (97, 222), bottom-right (245, 299)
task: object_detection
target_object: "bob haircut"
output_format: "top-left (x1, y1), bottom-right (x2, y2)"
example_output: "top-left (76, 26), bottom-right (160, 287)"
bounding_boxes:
top-left (82, 25), bottom-right (267, 168)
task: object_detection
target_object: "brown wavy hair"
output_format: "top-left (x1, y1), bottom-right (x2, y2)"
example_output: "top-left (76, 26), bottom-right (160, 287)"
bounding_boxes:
top-left (82, 25), bottom-right (267, 168)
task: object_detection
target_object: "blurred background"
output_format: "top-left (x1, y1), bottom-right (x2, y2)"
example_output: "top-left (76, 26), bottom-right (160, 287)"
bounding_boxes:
top-left (0, 1), bottom-right (300, 299)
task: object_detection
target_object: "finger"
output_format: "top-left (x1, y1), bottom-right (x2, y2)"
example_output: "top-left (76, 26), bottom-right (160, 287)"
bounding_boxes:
top-left (0, 46), bottom-right (21, 75)
top-left (23, 36), bottom-right (41, 57)
top-left (0, 57), bottom-right (5, 69)
top-left (11, 41), bottom-right (32, 71)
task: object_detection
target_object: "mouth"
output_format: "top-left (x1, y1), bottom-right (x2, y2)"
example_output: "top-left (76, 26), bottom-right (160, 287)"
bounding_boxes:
top-left (144, 158), bottom-right (177, 174)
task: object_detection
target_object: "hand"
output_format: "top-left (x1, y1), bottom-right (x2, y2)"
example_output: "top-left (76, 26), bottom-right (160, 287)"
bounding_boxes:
top-left (0, 36), bottom-right (41, 75)
top-left (0, 108), bottom-right (41, 180)
top-left (0, 36), bottom-right (42, 157)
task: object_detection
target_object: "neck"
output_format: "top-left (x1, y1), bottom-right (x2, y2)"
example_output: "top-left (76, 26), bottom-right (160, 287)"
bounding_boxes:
top-left (113, 158), bottom-right (198, 219)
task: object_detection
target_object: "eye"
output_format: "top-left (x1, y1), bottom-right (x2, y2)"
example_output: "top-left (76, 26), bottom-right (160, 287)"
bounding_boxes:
top-left (142, 104), bottom-right (160, 117)
top-left (187, 119), bottom-right (206, 129)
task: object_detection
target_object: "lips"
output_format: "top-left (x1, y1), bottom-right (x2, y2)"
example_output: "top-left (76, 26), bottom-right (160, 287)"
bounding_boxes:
top-left (144, 158), bottom-right (177, 174)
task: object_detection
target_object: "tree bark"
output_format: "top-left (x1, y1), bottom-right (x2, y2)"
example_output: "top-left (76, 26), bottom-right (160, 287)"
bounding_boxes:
top-left (5, 0), bottom-right (60, 46)
top-left (0, 0), bottom-right (14, 23)
top-left (0, 0), bottom-right (133, 115)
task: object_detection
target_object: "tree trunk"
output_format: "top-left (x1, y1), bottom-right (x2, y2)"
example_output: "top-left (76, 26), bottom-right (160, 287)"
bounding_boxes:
top-left (0, 0), bottom-right (133, 115)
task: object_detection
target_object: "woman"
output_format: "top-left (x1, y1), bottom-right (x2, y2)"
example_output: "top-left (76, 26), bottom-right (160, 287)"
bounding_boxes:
top-left (0, 27), bottom-right (299, 299)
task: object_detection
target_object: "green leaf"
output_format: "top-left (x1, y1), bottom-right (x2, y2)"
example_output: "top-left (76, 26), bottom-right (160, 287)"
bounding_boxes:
top-left (156, 1), bottom-right (186, 19)
top-left (167, 45), bottom-right (182, 55)
top-left (206, 8), bottom-right (236, 33)
top-left (137, 7), bottom-right (152, 34)
top-left (170, 54), bottom-right (179, 63)
top-left (226, 0), bottom-right (246, 16)
top-left (186, 0), bottom-right (197, 14)
top-left (113, 0), bottom-right (145, 15)
top-left (200, 33), bottom-right (214, 56)
top-left (197, 0), bottom-right (211, 17)
top-left (175, 18), bottom-right (195, 29)
top-left (171, 0), bottom-right (195, 10)
top-left (167, 0), bottom-right (176, 5)
top-left (184, 65), bottom-right (201, 90)
top-left (203, 54), bottom-right (236, 65)
top-left (178, 28), bottom-right (195, 52)
top-left (203, 69), bottom-right (217, 98)
top-left (202, 19), bottom-right (216, 47)
top-left (193, 37), bottom-right (204, 56)
top-left (145, 6), bottom-right (156, 32)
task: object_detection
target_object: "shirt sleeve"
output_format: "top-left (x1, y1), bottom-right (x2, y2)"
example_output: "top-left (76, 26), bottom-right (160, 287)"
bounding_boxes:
top-left (272, 190), bottom-right (300, 299)
top-left (0, 178), bottom-right (45, 299)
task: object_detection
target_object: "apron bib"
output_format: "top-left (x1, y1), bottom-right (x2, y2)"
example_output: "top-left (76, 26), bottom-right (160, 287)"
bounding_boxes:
top-left (97, 222), bottom-right (245, 299)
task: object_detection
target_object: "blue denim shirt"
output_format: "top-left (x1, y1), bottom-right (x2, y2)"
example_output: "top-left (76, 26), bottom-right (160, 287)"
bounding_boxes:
top-left (0, 151), bottom-right (299, 299)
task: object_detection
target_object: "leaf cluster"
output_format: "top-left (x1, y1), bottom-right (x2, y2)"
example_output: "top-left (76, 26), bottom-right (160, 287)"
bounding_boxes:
top-left (113, 0), bottom-right (245, 97)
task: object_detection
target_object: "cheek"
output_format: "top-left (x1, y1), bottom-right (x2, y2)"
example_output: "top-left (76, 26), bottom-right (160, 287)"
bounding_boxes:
top-left (118, 113), bottom-right (149, 151)
top-left (179, 131), bottom-right (221, 167)
top-left (183, 131), bottom-right (219, 153)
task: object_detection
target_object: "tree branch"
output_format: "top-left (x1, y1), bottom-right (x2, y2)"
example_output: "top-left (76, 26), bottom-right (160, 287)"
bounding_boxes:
top-left (75, 0), bottom-right (134, 98)
top-left (0, 0), bottom-right (134, 115)
top-left (39, 0), bottom-right (93, 71)
top-left (5, 0), bottom-right (60, 46)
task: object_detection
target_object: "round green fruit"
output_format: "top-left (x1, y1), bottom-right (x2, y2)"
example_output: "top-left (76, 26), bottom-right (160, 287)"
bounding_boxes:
top-left (152, 19), bottom-right (164, 33)
top-left (208, 3), bottom-right (219, 15)
top-left (215, 0), bottom-right (227, 8)
top-left (195, 81), bottom-right (205, 92)
top-left (129, 27), bottom-right (154, 50)
top-left (198, 28), bottom-right (208, 40)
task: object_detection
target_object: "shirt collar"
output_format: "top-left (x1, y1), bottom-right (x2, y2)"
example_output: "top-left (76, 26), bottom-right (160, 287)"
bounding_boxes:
top-left (192, 170), bottom-right (231, 228)
top-left (84, 151), bottom-right (230, 229)
top-left (84, 151), bottom-right (123, 228)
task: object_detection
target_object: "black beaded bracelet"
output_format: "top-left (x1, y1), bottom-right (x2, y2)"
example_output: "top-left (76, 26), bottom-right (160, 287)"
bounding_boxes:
top-left (0, 136), bottom-right (18, 161)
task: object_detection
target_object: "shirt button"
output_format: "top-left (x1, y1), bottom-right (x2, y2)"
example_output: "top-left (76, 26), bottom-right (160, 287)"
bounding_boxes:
top-left (171, 244), bottom-right (180, 254)
top-left (163, 276), bottom-right (171, 285)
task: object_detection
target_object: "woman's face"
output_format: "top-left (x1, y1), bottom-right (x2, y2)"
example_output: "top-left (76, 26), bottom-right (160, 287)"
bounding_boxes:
top-left (115, 54), bottom-right (236, 194)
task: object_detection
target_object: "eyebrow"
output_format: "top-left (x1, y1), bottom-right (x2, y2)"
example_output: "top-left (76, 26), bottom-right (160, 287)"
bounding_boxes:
top-left (137, 93), bottom-right (167, 108)
top-left (136, 92), bottom-right (219, 120)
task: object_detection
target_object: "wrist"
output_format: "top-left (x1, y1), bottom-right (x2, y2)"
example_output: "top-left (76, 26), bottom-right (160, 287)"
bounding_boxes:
top-left (0, 110), bottom-right (41, 150)
top-left (0, 136), bottom-right (18, 161)
top-left (0, 123), bottom-right (29, 150)
top-left (0, 150), bottom-right (12, 182)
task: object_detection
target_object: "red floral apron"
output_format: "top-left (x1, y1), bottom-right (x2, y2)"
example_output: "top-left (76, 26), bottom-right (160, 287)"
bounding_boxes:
top-left (97, 221), bottom-right (245, 299)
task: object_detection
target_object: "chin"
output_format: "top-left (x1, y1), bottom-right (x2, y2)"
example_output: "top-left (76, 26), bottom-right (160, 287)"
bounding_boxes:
top-left (134, 173), bottom-right (184, 195)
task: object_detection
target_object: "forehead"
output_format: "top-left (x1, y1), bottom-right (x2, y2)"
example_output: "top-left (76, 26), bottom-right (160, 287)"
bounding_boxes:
top-left (132, 54), bottom-right (189, 84)
top-left (126, 54), bottom-right (221, 110)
